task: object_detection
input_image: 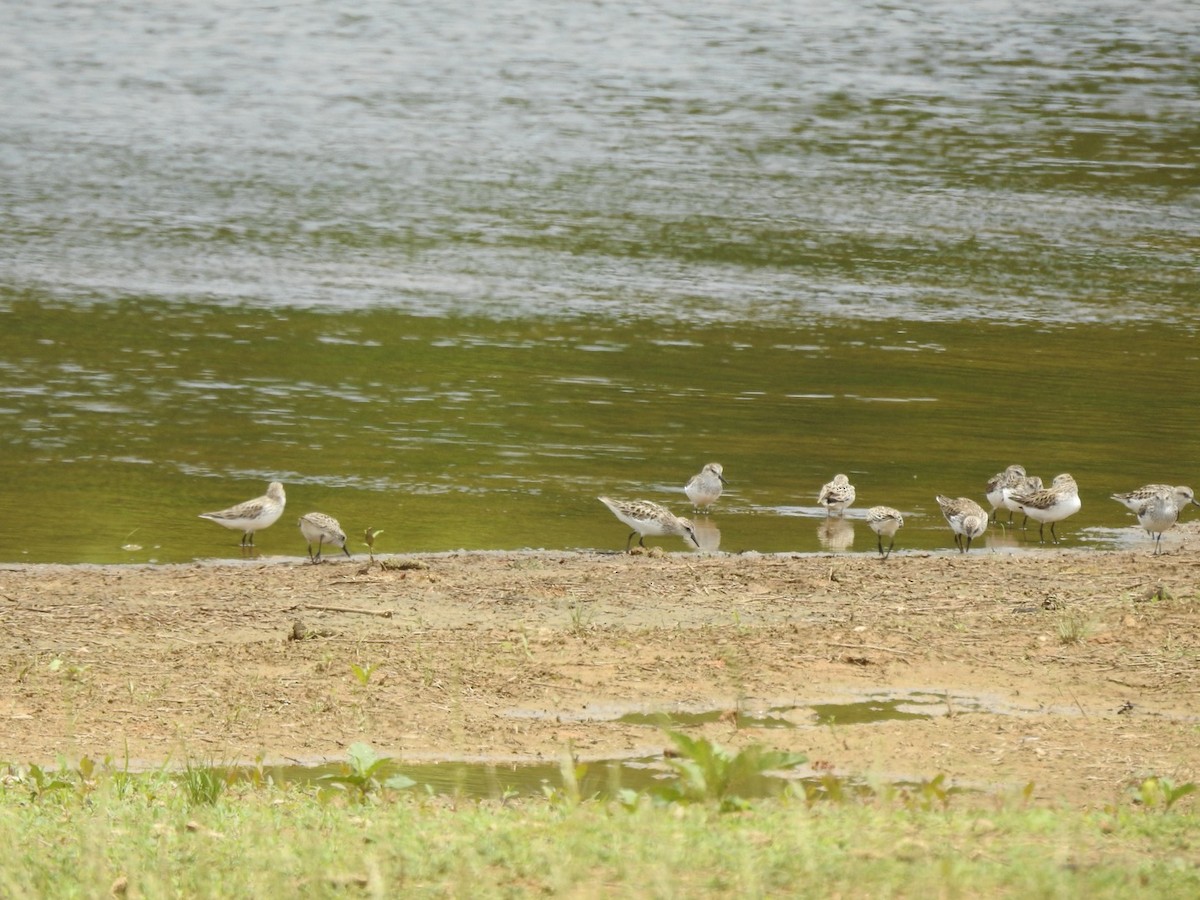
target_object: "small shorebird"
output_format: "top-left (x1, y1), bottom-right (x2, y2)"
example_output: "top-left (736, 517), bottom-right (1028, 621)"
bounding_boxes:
top-left (1009, 473), bottom-right (1081, 544)
top-left (985, 465), bottom-right (1026, 524)
top-left (817, 474), bottom-right (856, 517)
top-left (199, 481), bottom-right (286, 547)
top-left (684, 462), bottom-right (728, 510)
top-left (1111, 484), bottom-right (1198, 518)
top-left (298, 512), bottom-right (351, 562)
top-left (1001, 473), bottom-right (1043, 527)
top-left (598, 496), bottom-right (698, 552)
top-left (1133, 493), bottom-right (1181, 556)
top-left (935, 495), bottom-right (988, 553)
top-left (865, 506), bottom-right (904, 559)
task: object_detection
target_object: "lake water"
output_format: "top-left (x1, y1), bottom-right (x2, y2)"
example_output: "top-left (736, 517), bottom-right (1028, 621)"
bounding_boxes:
top-left (2, 0), bottom-right (1198, 563)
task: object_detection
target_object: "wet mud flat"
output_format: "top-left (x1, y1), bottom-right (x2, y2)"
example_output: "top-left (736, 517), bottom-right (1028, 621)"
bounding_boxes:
top-left (2, 542), bottom-right (1198, 806)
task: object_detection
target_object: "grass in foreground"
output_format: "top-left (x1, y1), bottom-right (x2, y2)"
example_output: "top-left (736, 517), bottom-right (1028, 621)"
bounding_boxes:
top-left (0, 745), bottom-right (1196, 898)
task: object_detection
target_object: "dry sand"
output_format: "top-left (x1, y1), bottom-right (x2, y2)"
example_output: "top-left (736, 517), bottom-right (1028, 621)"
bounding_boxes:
top-left (3, 535), bottom-right (1198, 806)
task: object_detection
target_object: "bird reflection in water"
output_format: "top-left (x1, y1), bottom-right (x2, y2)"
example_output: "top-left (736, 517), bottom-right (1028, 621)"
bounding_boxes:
top-left (689, 517), bottom-right (722, 551)
top-left (817, 516), bottom-right (855, 552)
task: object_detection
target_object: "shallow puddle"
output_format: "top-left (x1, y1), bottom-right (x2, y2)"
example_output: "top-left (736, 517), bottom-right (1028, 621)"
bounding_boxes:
top-left (201, 755), bottom-right (961, 803)
top-left (522, 690), bottom-right (992, 732)
top-left (809, 693), bottom-right (983, 726)
top-left (212, 756), bottom-right (805, 801)
top-left (240, 757), bottom-right (669, 798)
top-left (171, 691), bottom-right (1025, 800)
top-left (617, 710), bottom-right (797, 729)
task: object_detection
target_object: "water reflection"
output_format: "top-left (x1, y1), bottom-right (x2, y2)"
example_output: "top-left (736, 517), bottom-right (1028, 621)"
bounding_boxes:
top-left (689, 517), bottom-right (721, 552)
top-left (2, 1), bottom-right (1199, 564)
top-left (817, 517), bottom-right (855, 553)
top-left (983, 529), bottom-right (1021, 553)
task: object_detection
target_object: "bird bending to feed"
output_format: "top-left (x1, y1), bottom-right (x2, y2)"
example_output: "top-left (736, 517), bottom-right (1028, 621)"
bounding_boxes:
top-left (1008, 473), bottom-right (1081, 544)
top-left (936, 495), bottom-right (988, 553)
top-left (198, 481), bottom-right (286, 547)
top-left (598, 496), bottom-right (698, 552)
top-left (1133, 493), bottom-right (1181, 556)
top-left (298, 512), bottom-right (351, 562)
top-left (866, 506), bottom-right (904, 559)
top-left (1111, 484), bottom-right (1197, 518)
top-left (817, 474), bottom-right (856, 516)
top-left (985, 464), bottom-right (1026, 524)
top-left (684, 462), bottom-right (728, 510)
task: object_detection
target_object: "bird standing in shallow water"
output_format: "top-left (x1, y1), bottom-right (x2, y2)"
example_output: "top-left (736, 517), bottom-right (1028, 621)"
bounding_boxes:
top-left (936, 495), bottom-right (988, 553)
top-left (199, 481), bottom-right (286, 548)
top-left (598, 496), bottom-right (698, 552)
top-left (817, 474), bottom-right (856, 517)
top-left (866, 506), bottom-right (904, 559)
top-left (1001, 473), bottom-right (1043, 528)
top-left (985, 464), bottom-right (1026, 524)
top-left (1008, 473), bottom-right (1081, 544)
top-left (684, 462), bottom-right (727, 511)
top-left (298, 512), bottom-right (352, 562)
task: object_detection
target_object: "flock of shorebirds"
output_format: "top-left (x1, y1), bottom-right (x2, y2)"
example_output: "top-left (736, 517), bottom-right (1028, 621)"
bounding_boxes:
top-left (197, 462), bottom-right (1196, 561)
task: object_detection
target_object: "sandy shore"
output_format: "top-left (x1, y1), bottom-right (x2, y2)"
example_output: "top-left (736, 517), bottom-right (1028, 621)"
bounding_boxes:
top-left (3, 541), bottom-right (1198, 806)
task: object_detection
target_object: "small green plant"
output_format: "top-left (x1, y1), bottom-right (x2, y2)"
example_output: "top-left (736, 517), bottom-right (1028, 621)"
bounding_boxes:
top-left (567, 600), bottom-right (593, 636)
top-left (802, 772), bottom-right (851, 806)
top-left (913, 773), bottom-right (953, 811)
top-left (181, 759), bottom-right (230, 806)
top-left (350, 662), bottom-right (376, 686)
top-left (363, 527), bottom-right (383, 562)
top-left (10, 762), bottom-right (75, 801)
top-left (319, 743), bottom-right (415, 802)
top-left (1056, 610), bottom-right (1092, 645)
top-left (1136, 776), bottom-right (1196, 811)
top-left (543, 746), bottom-right (588, 808)
top-left (48, 655), bottom-right (89, 683)
top-left (655, 731), bottom-right (807, 811)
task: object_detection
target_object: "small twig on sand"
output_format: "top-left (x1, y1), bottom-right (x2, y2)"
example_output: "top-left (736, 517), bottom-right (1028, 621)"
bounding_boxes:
top-left (826, 641), bottom-right (912, 656)
top-left (305, 604), bottom-right (393, 618)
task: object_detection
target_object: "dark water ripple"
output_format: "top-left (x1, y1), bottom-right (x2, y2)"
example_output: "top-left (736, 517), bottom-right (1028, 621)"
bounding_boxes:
top-left (1, 2), bottom-right (1198, 561)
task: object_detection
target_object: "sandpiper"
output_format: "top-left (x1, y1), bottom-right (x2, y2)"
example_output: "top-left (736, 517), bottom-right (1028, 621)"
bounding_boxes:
top-left (985, 464), bottom-right (1026, 524)
top-left (1133, 493), bottom-right (1181, 556)
top-left (865, 506), bottom-right (904, 559)
top-left (1112, 484), bottom-right (1197, 518)
top-left (598, 496), bottom-right (698, 552)
top-left (684, 462), bottom-right (728, 510)
top-left (1001, 473), bottom-right (1043, 527)
top-left (199, 481), bottom-right (286, 547)
top-left (298, 512), bottom-right (352, 562)
top-left (817, 474), bottom-right (856, 517)
top-left (935, 495), bottom-right (988, 553)
top-left (1009, 473), bottom-right (1081, 544)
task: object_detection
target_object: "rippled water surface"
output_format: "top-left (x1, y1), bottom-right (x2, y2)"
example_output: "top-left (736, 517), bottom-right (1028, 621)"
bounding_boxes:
top-left (2, 1), bottom-right (1198, 562)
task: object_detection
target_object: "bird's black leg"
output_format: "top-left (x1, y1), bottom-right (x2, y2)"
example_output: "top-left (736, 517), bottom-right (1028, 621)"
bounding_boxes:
top-left (625, 531), bottom-right (636, 552)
